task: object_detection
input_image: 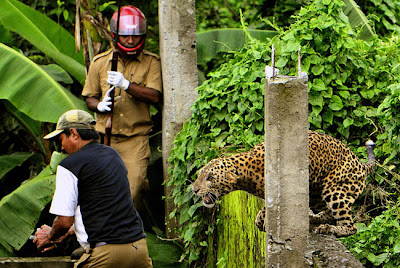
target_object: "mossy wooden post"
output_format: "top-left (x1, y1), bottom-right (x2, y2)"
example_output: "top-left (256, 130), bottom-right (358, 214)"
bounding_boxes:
top-left (212, 192), bottom-right (266, 267)
top-left (264, 51), bottom-right (309, 267)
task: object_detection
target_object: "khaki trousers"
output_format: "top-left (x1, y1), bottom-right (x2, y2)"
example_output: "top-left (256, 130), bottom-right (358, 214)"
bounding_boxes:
top-left (109, 135), bottom-right (151, 212)
top-left (74, 238), bottom-right (153, 268)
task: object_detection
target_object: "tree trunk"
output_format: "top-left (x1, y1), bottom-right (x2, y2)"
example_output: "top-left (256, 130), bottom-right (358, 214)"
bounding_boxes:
top-left (75, 0), bottom-right (111, 70)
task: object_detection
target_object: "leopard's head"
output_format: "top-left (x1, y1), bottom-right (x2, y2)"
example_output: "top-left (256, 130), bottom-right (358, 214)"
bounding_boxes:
top-left (192, 158), bottom-right (237, 208)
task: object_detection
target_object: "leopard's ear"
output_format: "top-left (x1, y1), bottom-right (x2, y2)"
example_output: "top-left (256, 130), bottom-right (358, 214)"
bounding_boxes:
top-left (225, 169), bottom-right (239, 183)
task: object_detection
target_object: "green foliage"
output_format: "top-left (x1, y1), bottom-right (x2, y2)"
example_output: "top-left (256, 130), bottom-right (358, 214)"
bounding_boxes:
top-left (0, 0), bottom-right (87, 164)
top-left (195, 0), bottom-right (305, 31)
top-left (196, 0), bottom-right (374, 83)
top-left (340, 198), bottom-right (400, 267)
top-left (0, 42), bottom-right (87, 123)
top-left (0, 152), bottom-right (67, 257)
top-left (146, 232), bottom-right (187, 267)
top-left (197, 28), bottom-right (278, 65)
top-left (196, 0), bottom-right (265, 31)
top-left (39, 64), bottom-right (74, 84)
top-left (0, 152), bottom-right (33, 182)
top-left (342, 0), bottom-right (375, 40)
top-left (168, 37), bottom-right (267, 264)
top-left (358, 0), bottom-right (400, 37)
top-left (0, 1), bottom-right (88, 258)
top-left (377, 76), bottom-right (400, 167)
top-left (24, 0), bottom-right (78, 35)
top-left (0, 0), bottom-right (86, 84)
top-left (1, 101), bottom-right (49, 164)
top-left (271, 0), bottom-right (308, 27)
top-left (196, 28), bottom-right (278, 84)
top-left (274, 0), bottom-right (392, 142)
top-left (168, 0), bottom-right (400, 265)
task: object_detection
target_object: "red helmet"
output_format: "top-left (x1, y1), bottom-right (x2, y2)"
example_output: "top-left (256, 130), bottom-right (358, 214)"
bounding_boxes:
top-left (110, 6), bottom-right (147, 57)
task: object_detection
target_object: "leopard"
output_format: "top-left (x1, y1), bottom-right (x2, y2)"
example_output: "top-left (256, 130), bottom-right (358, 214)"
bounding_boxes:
top-left (192, 130), bottom-right (376, 237)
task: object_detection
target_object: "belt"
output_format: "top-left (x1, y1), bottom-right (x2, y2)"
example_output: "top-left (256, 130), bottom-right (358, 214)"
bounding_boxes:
top-left (89, 242), bottom-right (107, 249)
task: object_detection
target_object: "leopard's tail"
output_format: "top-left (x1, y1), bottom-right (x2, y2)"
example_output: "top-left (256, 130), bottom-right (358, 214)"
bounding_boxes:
top-left (364, 140), bottom-right (376, 175)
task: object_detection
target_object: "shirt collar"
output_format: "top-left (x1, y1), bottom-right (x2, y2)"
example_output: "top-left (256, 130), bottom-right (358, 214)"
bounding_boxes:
top-left (106, 50), bottom-right (143, 63)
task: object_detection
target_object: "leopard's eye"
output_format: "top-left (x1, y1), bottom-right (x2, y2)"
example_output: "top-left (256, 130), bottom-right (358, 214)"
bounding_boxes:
top-left (206, 175), bottom-right (213, 181)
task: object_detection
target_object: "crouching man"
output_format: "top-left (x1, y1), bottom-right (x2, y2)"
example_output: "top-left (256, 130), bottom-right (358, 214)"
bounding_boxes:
top-left (34, 109), bottom-right (152, 268)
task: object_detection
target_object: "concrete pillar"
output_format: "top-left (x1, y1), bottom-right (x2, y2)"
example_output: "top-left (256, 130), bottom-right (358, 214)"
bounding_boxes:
top-left (158, 0), bottom-right (198, 237)
top-left (264, 71), bottom-right (309, 267)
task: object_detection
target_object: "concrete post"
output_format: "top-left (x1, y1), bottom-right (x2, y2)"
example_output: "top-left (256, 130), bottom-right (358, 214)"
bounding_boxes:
top-left (264, 69), bottom-right (309, 267)
top-left (158, 0), bottom-right (198, 237)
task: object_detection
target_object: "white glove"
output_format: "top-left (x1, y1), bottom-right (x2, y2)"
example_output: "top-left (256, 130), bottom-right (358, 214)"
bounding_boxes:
top-left (97, 86), bottom-right (115, 112)
top-left (107, 71), bottom-right (130, 90)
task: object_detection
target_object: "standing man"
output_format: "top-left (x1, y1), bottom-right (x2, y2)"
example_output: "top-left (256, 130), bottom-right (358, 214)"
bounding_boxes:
top-left (34, 109), bottom-right (152, 268)
top-left (81, 6), bottom-right (162, 212)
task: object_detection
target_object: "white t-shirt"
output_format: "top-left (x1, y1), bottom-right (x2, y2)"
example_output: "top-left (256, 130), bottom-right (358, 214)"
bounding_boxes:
top-left (49, 165), bottom-right (89, 249)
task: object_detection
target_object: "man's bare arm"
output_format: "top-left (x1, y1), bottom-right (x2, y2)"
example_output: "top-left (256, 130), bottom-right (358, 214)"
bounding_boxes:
top-left (125, 83), bottom-right (161, 104)
top-left (34, 216), bottom-right (74, 252)
top-left (85, 97), bottom-right (101, 112)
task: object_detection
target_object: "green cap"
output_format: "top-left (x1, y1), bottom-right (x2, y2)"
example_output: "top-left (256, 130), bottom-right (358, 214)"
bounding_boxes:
top-left (44, 110), bottom-right (96, 140)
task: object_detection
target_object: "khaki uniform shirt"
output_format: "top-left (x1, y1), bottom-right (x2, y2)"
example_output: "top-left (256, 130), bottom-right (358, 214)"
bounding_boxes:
top-left (82, 49), bottom-right (162, 136)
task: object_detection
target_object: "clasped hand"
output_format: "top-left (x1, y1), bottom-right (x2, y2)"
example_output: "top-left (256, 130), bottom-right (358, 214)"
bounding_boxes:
top-left (33, 224), bottom-right (74, 253)
top-left (33, 225), bottom-right (59, 253)
top-left (107, 71), bottom-right (130, 90)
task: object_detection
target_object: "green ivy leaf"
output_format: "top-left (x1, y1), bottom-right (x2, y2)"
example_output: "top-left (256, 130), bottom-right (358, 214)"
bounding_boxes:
top-left (338, 90), bottom-right (351, 99)
top-left (393, 241), bottom-right (400, 254)
top-left (312, 105), bottom-right (323, 116)
top-left (188, 203), bottom-right (203, 217)
top-left (309, 93), bottom-right (324, 107)
top-left (312, 78), bottom-right (326, 91)
top-left (360, 90), bottom-right (375, 99)
top-left (275, 57), bottom-right (288, 68)
top-left (311, 64), bottom-right (324, 75)
top-left (343, 118), bottom-right (354, 128)
top-left (329, 95), bottom-right (344, 111)
top-left (323, 109), bottom-right (334, 124)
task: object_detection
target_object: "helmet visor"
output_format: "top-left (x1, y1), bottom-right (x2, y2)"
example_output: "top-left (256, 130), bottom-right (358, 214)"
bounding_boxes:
top-left (111, 15), bottom-right (147, 35)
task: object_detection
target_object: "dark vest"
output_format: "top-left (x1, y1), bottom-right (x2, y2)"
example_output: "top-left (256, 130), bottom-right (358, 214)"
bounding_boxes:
top-left (59, 141), bottom-right (145, 244)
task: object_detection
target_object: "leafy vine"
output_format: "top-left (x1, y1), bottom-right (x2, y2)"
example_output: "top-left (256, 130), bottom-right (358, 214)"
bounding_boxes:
top-left (168, 0), bottom-right (400, 265)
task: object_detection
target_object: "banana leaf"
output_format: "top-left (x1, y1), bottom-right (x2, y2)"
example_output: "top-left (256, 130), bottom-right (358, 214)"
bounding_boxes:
top-left (39, 64), bottom-right (74, 84)
top-left (146, 232), bottom-right (187, 267)
top-left (0, 24), bottom-right (13, 46)
top-left (343, 0), bottom-right (375, 41)
top-left (3, 101), bottom-right (42, 137)
top-left (0, 152), bottom-right (33, 182)
top-left (0, 43), bottom-right (87, 123)
top-left (0, 0), bottom-right (86, 84)
top-left (196, 28), bottom-right (278, 65)
top-left (3, 101), bottom-right (48, 158)
top-left (0, 152), bottom-right (67, 257)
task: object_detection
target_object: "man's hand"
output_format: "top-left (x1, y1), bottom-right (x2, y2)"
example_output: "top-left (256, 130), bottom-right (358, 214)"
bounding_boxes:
top-left (33, 217), bottom-right (74, 253)
top-left (97, 86), bottom-right (115, 112)
top-left (33, 225), bottom-right (55, 253)
top-left (107, 71), bottom-right (130, 90)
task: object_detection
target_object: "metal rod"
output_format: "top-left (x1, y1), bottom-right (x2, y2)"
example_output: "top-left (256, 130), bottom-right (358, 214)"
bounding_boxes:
top-left (298, 47), bottom-right (301, 78)
top-left (271, 45), bottom-right (276, 79)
